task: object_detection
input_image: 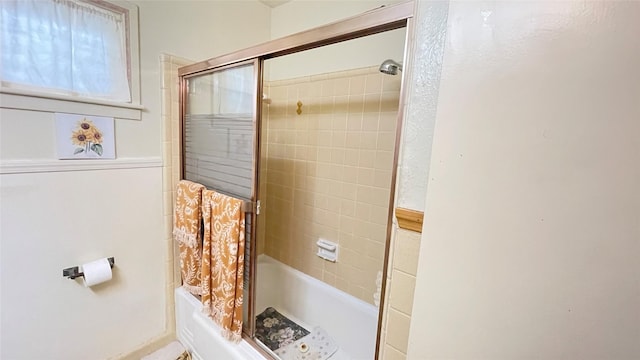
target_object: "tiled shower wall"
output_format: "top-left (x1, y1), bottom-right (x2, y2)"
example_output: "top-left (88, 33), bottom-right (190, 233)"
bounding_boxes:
top-left (379, 228), bottom-right (421, 359)
top-left (258, 66), bottom-right (401, 305)
top-left (160, 54), bottom-right (191, 333)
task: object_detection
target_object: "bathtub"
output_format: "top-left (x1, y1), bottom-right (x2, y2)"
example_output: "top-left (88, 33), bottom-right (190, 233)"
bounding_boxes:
top-left (175, 287), bottom-right (264, 360)
top-left (175, 255), bottom-right (379, 360)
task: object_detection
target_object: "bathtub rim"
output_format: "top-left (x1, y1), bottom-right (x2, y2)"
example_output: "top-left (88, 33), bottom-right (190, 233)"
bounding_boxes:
top-left (175, 286), bottom-right (268, 360)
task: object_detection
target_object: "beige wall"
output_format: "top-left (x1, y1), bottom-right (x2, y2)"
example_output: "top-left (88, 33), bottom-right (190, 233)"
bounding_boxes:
top-left (260, 66), bottom-right (401, 305)
top-left (130, 1), bottom-right (271, 158)
top-left (394, 0), bottom-right (449, 212)
top-left (0, 167), bottom-right (165, 360)
top-left (268, 1), bottom-right (406, 80)
top-left (0, 2), bottom-right (271, 359)
top-left (408, 1), bottom-right (640, 359)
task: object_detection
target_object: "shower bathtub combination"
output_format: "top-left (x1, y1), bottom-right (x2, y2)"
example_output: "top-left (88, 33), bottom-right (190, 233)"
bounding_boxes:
top-left (175, 256), bottom-right (378, 360)
top-left (174, 2), bottom-right (414, 359)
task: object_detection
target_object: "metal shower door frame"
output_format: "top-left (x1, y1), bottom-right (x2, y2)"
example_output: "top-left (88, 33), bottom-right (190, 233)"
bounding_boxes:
top-left (178, 2), bottom-right (415, 358)
top-left (179, 57), bottom-right (263, 339)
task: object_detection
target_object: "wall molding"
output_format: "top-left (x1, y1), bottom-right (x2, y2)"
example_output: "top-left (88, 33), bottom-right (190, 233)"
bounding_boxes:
top-left (0, 157), bottom-right (163, 174)
top-left (395, 207), bottom-right (424, 233)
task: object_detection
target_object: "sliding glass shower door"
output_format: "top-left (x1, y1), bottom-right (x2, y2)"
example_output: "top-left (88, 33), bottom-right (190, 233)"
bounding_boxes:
top-left (182, 59), bottom-right (262, 336)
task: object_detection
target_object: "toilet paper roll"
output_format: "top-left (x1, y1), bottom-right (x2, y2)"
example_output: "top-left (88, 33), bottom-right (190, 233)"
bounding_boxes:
top-left (81, 258), bottom-right (113, 287)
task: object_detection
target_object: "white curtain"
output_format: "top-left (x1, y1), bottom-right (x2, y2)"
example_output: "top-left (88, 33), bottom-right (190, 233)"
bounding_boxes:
top-left (0, 0), bottom-right (131, 102)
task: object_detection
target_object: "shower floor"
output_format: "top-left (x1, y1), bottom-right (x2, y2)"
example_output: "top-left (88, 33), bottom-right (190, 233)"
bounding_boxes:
top-left (255, 307), bottom-right (310, 351)
top-left (255, 256), bottom-right (378, 359)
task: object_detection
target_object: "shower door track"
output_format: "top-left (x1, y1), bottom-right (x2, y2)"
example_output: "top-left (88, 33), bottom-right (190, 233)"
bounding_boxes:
top-left (178, 1), bottom-right (414, 77)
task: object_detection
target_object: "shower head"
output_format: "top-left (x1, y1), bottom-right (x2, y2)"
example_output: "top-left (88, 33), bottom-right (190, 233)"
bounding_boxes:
top-left (379, 59), bottom-right (403, 75)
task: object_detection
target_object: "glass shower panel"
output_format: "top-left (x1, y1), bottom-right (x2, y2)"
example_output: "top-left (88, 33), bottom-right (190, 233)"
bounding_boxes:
top-left (184, 61), bottom-right (258, 335)
top-left (255, 27), bottom-right (405, 359)
top-left (185, 64), bottom-right (255, 198)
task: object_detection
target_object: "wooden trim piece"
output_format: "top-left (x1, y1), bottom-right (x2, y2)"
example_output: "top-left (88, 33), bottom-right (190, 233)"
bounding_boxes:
top-left (179, 1), bottom-right (414, 77)
top-left (395, 207), bottom-right (424, 233)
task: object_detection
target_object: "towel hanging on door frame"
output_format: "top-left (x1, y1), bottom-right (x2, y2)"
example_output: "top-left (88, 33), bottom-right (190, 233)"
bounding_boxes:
top-left (201, 189), bottom-right (246, 342)
top-left (173, 180), bottom-right (206, 296)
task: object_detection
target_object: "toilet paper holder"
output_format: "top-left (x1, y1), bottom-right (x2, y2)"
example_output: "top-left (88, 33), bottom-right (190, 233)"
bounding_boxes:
top-left (63, 257), bottom-right (115, 280)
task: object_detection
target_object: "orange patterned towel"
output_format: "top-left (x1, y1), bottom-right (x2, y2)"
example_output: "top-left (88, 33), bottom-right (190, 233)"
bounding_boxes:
top-left (201, 189), bottom-right (246, 342)
top-left (173, 180), bottom-right (205, 296)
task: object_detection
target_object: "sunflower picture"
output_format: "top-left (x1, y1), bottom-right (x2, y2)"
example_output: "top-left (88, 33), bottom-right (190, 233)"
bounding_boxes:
top-left (55, 113), bottom-right (115, 159)
top-left (70, 118), bottom-right (104, 156)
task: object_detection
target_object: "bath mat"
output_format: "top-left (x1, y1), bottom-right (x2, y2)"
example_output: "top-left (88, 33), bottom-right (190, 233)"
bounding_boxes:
top-left (255, 307), bottom-right (310, 351)
top-left (275, 326), bottom-right (339, 360)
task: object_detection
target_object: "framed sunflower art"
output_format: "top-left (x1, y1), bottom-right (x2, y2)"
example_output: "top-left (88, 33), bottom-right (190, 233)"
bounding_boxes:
top-left (55, 113), bottom-right (116, 159)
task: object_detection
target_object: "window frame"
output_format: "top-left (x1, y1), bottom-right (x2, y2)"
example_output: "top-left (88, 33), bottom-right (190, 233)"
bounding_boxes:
top-left (0, 0), bottom-right (142, 120)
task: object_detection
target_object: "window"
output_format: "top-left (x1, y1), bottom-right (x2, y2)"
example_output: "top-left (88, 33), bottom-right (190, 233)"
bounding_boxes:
top-left (0, 0), bottom-right (140, 119)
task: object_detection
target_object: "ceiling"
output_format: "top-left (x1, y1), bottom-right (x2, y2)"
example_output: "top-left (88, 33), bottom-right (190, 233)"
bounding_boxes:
top-left (258, 0), bottom-right (292, 8)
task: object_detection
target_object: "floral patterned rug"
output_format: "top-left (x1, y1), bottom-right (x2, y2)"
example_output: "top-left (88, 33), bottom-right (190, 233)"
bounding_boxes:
top-left (255, 307), bottom-right (310, 351)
